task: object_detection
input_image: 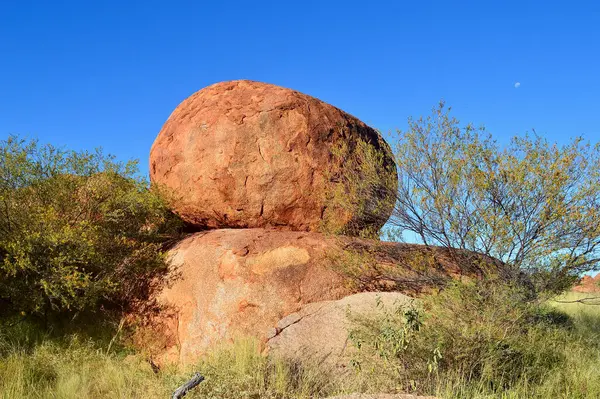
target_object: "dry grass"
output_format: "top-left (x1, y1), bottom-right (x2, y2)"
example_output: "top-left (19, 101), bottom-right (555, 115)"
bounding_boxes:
top-left (1, 291), bottom-right (600, 398)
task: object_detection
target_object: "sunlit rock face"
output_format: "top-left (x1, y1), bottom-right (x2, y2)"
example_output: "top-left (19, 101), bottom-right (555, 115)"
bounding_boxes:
top-left (142, 229), bottom-right (352, 365)
top-left (149, 80), bottom-right (396, 236)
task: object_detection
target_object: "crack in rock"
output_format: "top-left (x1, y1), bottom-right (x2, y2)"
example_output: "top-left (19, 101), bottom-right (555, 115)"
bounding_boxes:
top-left (266, 302), bottom-right (329, 341)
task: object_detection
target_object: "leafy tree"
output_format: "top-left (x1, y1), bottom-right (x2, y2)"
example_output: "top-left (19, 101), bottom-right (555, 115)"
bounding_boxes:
top-left (0, 136), bottom-right (183, 317)
top-left (334, 102), bottom-right (600, 294)
top-left (384, 102), bottom-right (600, 293)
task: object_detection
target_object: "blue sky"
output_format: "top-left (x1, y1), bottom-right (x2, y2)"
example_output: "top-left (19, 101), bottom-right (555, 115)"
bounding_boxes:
top-left (1, 1), bottom-right (599, 177)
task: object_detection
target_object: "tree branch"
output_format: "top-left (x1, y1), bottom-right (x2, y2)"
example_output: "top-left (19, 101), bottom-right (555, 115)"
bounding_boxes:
top-left (172, 372), bottom-right (205, 399)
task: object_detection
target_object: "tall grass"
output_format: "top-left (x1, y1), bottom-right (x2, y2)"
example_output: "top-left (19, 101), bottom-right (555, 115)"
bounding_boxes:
top-left (1, 290), bottom-right (600, 398)
top-left (0, 318), bottom-right (171, 398)
top-left (0, 318), bottom-right (341, 398)
top-left (344, 284), bottom-right (600, 399)
top-left (434, 291), bottom-right (600, 398)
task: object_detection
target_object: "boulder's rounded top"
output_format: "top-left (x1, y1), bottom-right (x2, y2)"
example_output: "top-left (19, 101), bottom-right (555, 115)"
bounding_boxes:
top-left (152, 79), bottom-right (361, 137)
top-left (184, 79), bottom-right (332, 103)
top-left (150, 80), bottom-right (397, 236)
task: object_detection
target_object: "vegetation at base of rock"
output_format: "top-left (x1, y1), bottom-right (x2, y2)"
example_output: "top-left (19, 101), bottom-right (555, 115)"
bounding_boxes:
top-left (2, 288), bottom-right (600, 398)
top-left (0, 136), bottom-right (183, 317)
top-left (347, 279), bottom-right (573, 395)
top-left (3, 99), bottom-right (600, 399)
top-left (0, 318), bottom-right (339, 399)
top-left (320, 103), bottom-right (600, 396)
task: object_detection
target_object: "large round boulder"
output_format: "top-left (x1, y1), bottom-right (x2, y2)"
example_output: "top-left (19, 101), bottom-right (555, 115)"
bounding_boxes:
top-left (149, 80), bottom-right (397, 236)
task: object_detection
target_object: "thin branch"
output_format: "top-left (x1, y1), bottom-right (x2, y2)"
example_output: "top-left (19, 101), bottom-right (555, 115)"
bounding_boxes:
top-left (553, 297), bottom-right (600, 305)
top-left (172, 373), bottom-right (205, 399)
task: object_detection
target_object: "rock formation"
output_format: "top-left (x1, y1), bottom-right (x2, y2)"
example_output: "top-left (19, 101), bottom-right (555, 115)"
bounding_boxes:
top-left (138, 229), bottom-right (501, 365)
top-left (142, 80), bottom-right (504, 367)
top-left (149, 80), bottom-right (397, 236)
top-left (573, 273), bottom-right (600, 293)
top-left (140, 229), bottom-right (352, 365)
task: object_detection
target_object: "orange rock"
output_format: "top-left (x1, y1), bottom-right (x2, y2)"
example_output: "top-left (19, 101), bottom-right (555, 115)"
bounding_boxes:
top-left (149, 80), bottom-right (396, 236)
top-left (138, 229), bottom-right (504, 365)
top-left (573, 273), bottom-right (600, 293)
top-left (143, 228), bottom-right (351, 365)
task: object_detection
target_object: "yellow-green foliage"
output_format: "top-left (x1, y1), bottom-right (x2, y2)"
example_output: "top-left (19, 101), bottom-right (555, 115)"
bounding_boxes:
top-left (0, 317), bottom-right (170, 398)
top-left (325, 240), bottom-right (445, 293)
top-left (0, 320), bottom-right (343, 399)
top-left (326, 102), bottom-right (600, 293)
top-left (0, 136), bottom-right (183, 316)
top-left (0, 340), bottom-right (170, 399)
top-left (347, 282), bottom-right (600, 398)
top-left (389, 103), bottom-right (600, 292)
top-left (188, 338), bottom-right (340, 399)
top-left (438, 292), bottom-right (600, 398)
top-left (321, 125), bottom-right (397, 239)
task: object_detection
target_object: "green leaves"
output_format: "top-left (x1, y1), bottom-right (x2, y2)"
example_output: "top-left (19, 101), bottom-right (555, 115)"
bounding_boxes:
top-left (0, 135), bottom-right (183, 316)
top-left (321, 124), bottom-right (398, 239)
top-left (348, 280), bottom-right (567, 393)
top-left (388, 103), bottom-right (600, 294)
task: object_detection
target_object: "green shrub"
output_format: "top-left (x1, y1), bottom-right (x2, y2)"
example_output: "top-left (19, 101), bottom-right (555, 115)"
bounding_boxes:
top-left (0, 136), bottom-right (183, 317)
top-left (348, 280), bottom-right (571, 395)
top-left (1, 288), bottom-right (600, 398)
top-left (330, 102), bottom-right (600, 295)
